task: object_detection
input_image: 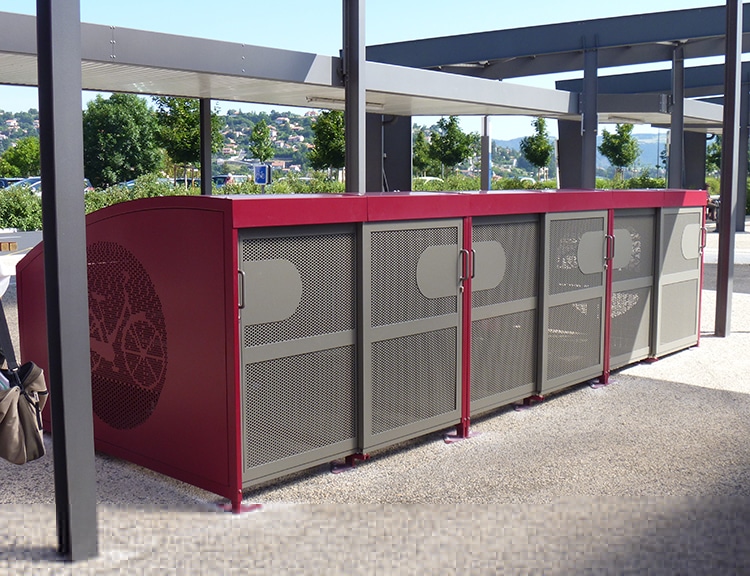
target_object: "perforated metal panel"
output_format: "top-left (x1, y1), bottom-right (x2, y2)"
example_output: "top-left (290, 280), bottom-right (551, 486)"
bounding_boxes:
top-left (470, 216), bottom-right (539, 412)
top-left (548, 218), bottom-right (604, 295)
top-left (610, 209), bottom-right (656, 369)
top-left (654, 207), bottom-right (703, 357)
top-left (542, 212), bottom-right (606, 393)
top-left (362, 220), bottom-right (462, 451)
top-left (370, 227), bottom-right (458, 326)
top-left (547, 299), bottom-right (602, 381)
top-left (243, 347), bottom-right (355, 468)
top-left (239, 226), bottom-right (357, 485)
top-left (471, 310), bottom-right (537, 404)
top-left (371, 329), bottom-right (457, 435)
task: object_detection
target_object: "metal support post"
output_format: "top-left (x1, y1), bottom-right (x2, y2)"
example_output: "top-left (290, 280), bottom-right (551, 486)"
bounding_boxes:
top-left (36, 0), bottom-right (98, 560)
top-left (557, 119), bottom-right (583, 189)
top-left (481, 116), bottom-right (491, 190)
top-left (669, 43), bottom-right (685, 188)
top-left (716, 0), bottom-right (742, 337)
top-left (737, 85), bottom-right (749, 232)
top-left (200, 98), bottom-right (213, 196)
top-left (581, 44), bottom-right (598, 190)
top-left (344, 0), bottom-right (366, 194)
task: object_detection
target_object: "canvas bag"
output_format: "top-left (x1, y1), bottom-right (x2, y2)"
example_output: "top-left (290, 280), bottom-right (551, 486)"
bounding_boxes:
top-left (0, 298), bottom-right (48, 465)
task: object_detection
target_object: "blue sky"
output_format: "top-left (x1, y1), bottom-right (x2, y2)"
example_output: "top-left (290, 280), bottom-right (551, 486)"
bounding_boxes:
top-left (0, 0), bottom-right (725, 139)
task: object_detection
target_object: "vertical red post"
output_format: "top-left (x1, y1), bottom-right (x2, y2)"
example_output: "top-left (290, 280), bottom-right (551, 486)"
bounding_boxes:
top-left (457, 217), bottom-right (473, 437)
top-left (600, 209), bottom-right (615, 385)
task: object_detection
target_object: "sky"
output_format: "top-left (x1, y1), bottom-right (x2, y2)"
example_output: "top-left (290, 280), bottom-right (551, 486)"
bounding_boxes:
top-left (0, 0), bottom-right (726, 140)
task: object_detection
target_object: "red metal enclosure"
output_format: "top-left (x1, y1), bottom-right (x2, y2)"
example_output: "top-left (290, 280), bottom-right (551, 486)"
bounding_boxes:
top-left (16, 190), bottom-right (706, 510)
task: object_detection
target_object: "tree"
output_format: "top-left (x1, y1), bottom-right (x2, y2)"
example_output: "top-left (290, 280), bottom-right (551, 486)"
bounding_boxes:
top-left (706, 135), bottom-right (721, 174)
top-left (308, 110), bottom-right (345, 175)
top-left (82, 94), bottom-right (162, 188)
top-left (153, 96), bottom-right (223, 180)
top-left (428, 116), bottom-right (476, 174)
top-left (0, 137), bottom-right (40, 177)
top-left (598, 123), bottom-right (640, 179)
top-left (249, 119), bottom-right (275, 163)
top-left (519, 118), bottom-right (554, 180)
top-left (413, 129), bottom-right (440, 177)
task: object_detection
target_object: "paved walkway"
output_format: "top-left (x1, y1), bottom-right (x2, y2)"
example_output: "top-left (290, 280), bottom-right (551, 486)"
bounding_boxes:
top-left (1, 225), bottom-right (750, 574)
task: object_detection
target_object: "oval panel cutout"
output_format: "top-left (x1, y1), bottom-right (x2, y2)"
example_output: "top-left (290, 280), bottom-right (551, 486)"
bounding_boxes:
top-left (416, 244), bottom-right (459, 299)
top-left (246, 259), bottom-right (303, 324)
top-left (681, 223), bottom-right (701, 260)
top-left (472, 240), bottom-right (506, 292)
top-left (577, 230), bottom-right (605, 275)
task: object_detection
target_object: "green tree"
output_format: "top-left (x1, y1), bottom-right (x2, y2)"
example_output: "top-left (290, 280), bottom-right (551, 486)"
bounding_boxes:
top-left (706, 135), bottom-right (721, 174)
top-left (519, 118), bottom-right (554, 180)
top-left (428, 116), bottom-right (476, 174)
top-left (82, 94), bottom-right (162, 188)
top-left (308, 110), bottom-right (345, 175)
top-left (0, 136), bottom-right (40, 177)
top-left (249, 119), bottom-right (275, 163)
top-left (413, 129), bottom-right (440, 177)
top-left (154, 96), bottom-right (223, 180)
top-left (598, 123), bottom-right (640, 179)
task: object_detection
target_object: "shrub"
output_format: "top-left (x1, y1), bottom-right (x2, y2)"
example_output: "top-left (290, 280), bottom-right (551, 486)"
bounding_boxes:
top-left (0, 188), bottom-right (42, 231)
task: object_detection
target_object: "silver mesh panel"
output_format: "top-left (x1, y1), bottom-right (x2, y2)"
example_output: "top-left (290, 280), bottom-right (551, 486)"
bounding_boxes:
top-left (371, 328), bottom-right (457, 435)
top-left (661, 212), bottom-right (700, 276)
top-left (548, 218), bottom-right (604, 295)
top-left (471, 310), bottom-right (537, 402)
top-left (547, 298), bottom-right (602, 380)
top-left (242, 233), bottom-right (355, 347)
top-left (610, 287), bottom-right (651, 361)
top-left (472, 220), bottom-right (539, 308)
top-left (660, 280), bottom-right (699, 346)
top-left (613, 213), bottom-right (655, 283)
top-left (370, 227), bottom-right (458, 327)
top-left (243, 346), bottom-right (356, 469)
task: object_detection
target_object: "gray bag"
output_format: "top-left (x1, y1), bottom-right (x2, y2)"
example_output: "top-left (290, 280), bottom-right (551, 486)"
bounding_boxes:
top-left (0, 297), bottom-right (48, 465)
top-left (0, 362), bottom-right (47, 464)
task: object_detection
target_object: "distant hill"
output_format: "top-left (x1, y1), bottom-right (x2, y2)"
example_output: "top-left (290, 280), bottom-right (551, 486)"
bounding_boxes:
top-left (495, 132), bottom-right (669, 172)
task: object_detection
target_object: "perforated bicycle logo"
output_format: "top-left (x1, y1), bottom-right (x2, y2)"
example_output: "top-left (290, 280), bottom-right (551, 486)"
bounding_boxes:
top-left (87, 241), bottom-right (168, 429)
top-left (89, 271), bottom-right (166, 390)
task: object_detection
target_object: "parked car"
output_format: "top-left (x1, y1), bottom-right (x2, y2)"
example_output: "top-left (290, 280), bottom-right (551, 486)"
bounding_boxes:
top-left (212, 174), bottom-right (248, 188)
top-left (8, 177), bottom-right (93, 195)
top-left (0, 177), bottom-right (24, 189)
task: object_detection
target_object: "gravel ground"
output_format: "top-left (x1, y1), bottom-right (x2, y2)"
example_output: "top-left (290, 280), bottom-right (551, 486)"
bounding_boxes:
top-left (2, 236), bottom-right (750, 574)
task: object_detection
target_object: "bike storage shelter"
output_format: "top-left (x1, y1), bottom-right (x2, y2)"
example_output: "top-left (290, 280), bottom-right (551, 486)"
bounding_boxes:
top-left (16, 189), bottom-right (706, 512)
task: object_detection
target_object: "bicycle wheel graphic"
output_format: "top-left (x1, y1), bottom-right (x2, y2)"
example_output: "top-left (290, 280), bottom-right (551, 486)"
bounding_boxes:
top-left (122, 313), bottom-right (166, 390)
top-left (87, 241), bottom-right (168, 429)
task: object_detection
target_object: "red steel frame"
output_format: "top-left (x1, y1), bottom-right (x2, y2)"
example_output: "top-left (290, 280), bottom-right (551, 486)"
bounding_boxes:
top-left (15, 189), bottom-right (706, 512)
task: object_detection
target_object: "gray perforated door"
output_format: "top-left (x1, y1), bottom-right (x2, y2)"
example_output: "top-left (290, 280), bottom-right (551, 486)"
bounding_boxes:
top-left (654, 207), bottom-right (703, 356)
top-left (471, 215), bottom-right (539, 414)
top-left (361, 219), bottom-right (463, 452)
top-left (541, 211), bottom-right (607, 393)
top-left (610, 209), bottom-right (656, 369)
top-left (239, 225), bottom-right (357, 487)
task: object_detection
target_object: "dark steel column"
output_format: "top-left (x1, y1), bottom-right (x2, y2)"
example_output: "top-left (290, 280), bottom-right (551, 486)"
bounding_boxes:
top-left (480, 116), bottom-right (491, 190)
top-left (557, 119), bottom-right (583, 189)
top-left (200, 98), bottom-right (213, 196)
top-left (716, 0), bottom-right (742, 337)
top-left (684, 131), bottom-right (707, 189)
top-left (737, 85), bottom-right (749, 232)
top-left (383, 115), bottom-right (413, 192)
top-left (344, 0), bottom-right (366, 194)
top-left (669, 43), bottom-right (685, 188)
top-left (581, 44), bottom-right (598, 189)
top-left (36, 0), bottom-right (98, 560)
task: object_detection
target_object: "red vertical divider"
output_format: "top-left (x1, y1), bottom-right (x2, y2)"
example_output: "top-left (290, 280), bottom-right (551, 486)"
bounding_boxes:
top-left (697, 205), bottom-right (708, 347)
top-left (457, 216), bottom-right (473, 437)
top-left (601, 209), bottom-right (615, 385)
